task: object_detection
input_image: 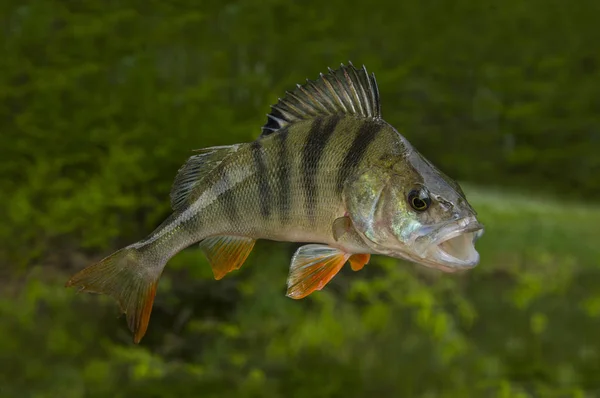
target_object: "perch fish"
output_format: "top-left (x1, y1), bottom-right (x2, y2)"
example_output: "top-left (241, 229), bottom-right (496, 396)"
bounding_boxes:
top-left (66, 63), bottom-right (484, 343)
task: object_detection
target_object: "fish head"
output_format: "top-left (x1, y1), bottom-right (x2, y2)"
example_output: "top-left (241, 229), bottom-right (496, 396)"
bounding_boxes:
top-left (345, 151), bottom-right (484, 272)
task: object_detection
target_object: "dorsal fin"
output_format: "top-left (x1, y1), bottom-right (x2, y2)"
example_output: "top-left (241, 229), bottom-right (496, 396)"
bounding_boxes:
top-left (261, 62), bottom-right (381, 136)
top-left (170, 144), bottom-right (242, 210)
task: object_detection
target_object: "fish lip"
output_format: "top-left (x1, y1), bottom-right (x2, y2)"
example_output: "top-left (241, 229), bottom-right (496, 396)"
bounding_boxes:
top-left (412, 217), bottom-right (484, 269)
top-left (431, 217), bottom-right (484, 247)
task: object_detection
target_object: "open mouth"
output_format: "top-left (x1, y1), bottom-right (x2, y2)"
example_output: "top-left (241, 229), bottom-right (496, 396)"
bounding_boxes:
top-left (436, 229), bottom-right (483, 266)
top-left (416, 218), bottom-right (484, 269)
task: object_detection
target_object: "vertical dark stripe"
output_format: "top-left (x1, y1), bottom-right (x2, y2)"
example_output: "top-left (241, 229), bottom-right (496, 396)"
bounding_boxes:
top-left (301, 115), bottom-right (341, 222)
top-left (276, 128), bottom-right (291, 223)
top-left (251, 139), bottom-right (272, 218)
top-left (216, 166), bottom-right (240, 224)
top-left (336, 120), bottom-right (384, 193)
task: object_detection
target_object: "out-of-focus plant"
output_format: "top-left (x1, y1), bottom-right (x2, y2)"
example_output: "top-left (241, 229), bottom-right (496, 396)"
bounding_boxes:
top-left (1, 0), bottom-right (599, 397)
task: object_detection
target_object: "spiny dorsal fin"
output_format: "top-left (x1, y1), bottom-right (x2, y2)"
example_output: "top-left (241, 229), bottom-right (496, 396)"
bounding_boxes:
top-left (170, 144), bottom-right (242, 210)
top-left (261, 62), bottom-right (381, 136)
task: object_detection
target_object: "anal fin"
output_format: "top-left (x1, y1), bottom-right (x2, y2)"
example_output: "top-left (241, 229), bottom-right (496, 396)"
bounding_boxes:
top-left (200, 235), bottom-right (256, 280)
top-left (286, 244), bottom-right (351, 299)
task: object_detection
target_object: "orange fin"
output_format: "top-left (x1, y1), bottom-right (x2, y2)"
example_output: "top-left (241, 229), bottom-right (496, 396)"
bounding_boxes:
top-left (286, 244), bottom-right (350, 299)
top-left (200, 235), bottom-right (256, 280)
top-left (349, 253), bottom-right (370, 271)
top-left (65, 247), bottom-right (160, 344)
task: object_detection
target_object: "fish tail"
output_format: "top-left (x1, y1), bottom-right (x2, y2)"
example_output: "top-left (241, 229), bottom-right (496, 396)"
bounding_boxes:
top-left (65, 245), bottom-right (161, 344)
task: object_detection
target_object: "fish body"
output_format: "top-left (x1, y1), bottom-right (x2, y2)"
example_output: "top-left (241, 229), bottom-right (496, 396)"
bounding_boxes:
top-left (163, 117), bottom-right (397, 247)
top-left (67, 63), bottom-right (484, 343)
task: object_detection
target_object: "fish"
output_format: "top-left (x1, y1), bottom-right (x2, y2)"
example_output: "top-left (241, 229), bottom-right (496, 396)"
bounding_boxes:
top-left (66, 62), bottom-right (484, 343)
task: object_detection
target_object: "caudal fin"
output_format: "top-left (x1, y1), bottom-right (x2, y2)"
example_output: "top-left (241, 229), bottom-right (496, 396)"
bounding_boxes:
top-left (65, 247), bottom-right (159, 344)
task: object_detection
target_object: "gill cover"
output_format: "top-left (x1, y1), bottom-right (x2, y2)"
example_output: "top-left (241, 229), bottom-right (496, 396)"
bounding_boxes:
top-left (344, 167), bottom-right (392, 247)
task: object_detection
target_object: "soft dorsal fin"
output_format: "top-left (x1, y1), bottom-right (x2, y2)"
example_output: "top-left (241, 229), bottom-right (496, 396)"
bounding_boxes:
top-left (261, 62), bottom-right (381, 136)
top-left (170, 144), bottom-right (242, 210)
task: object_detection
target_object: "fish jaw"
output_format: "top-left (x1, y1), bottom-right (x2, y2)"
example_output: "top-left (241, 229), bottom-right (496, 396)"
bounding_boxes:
top-left (407, 217), bottom-right (484, 272)
top-left (351, 215), bottom-right (485, 273)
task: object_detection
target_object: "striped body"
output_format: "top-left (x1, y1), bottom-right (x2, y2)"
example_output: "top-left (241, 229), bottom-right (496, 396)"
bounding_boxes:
top-left (66, 63), bottom-right (483, 344)
top-left (142, 115), bottom-right (404, 263)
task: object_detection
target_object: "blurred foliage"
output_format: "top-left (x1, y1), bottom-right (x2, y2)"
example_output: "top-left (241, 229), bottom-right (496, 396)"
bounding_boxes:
top-left (2, 190), bottom-right (600, 397)
top-left (1, 0), bottom-right (599, 397)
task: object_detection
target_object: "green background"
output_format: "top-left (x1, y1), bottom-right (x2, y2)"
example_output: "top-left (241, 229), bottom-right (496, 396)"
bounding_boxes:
top-left (1, 0), bottom-right (599, 397)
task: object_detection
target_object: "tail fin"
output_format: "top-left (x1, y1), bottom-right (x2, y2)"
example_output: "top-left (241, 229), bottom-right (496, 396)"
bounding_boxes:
top-left (65, 246), bottom-right (160, 344)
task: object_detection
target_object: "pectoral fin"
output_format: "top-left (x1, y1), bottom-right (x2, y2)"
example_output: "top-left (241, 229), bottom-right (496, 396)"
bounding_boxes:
top-left (199, 235), bottom-right (256, 280)
top-left (332, 216), bottom-right (353, 241)
top-left (348, 253), bottom-right (370, 271)
top-left (286, 244), bottom-right (351, 299)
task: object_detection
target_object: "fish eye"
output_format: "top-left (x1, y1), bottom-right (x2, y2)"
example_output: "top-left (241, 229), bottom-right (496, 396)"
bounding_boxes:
top-left (408, 189), bottom-right (431, 212)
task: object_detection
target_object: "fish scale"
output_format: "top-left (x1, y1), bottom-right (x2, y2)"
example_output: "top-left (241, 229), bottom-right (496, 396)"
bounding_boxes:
top-left (199, 116), bottom-right (394, 243)
top-left (65, 62), bottom-right (484, 343)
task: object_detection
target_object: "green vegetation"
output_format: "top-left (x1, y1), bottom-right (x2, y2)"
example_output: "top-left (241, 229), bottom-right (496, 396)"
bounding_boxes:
top-left (1, 0), bottom-right (598, 397)
top-left (2, 189), bottom-right (599, 397)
